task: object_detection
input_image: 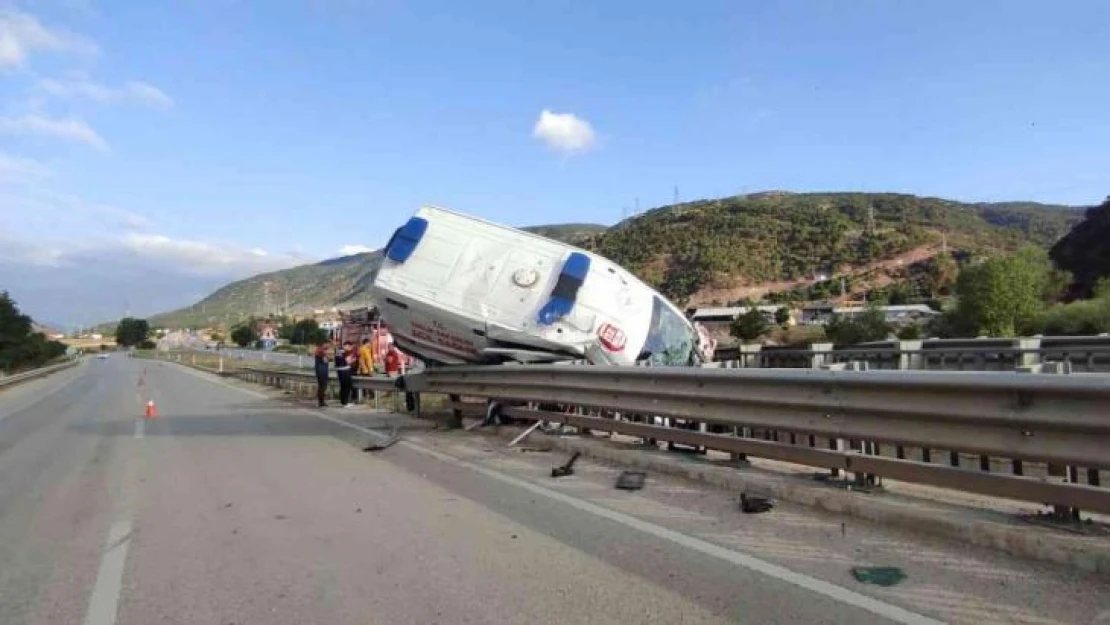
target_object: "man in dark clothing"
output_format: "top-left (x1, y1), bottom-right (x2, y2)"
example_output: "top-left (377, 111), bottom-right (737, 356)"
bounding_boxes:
top-left (314, 341), bottom-right (331, 407)
top-left (336, 341), bottom-right (356, 407)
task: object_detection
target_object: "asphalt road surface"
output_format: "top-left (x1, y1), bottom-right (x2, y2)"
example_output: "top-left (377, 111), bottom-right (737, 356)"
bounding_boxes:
top-left (1, 357), bottom-right (1108, 624)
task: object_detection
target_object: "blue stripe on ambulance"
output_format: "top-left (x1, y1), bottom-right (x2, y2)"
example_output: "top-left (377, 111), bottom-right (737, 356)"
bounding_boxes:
top-left (384, 217), bottom-right (429, 263)
top-left (537, 252), bottom-right (590, 325)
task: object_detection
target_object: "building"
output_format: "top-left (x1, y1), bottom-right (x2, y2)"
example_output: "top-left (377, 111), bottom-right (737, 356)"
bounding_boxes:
top-left (799, 303), bottom-right (938, 326)
top-left (688, 306), bottom-right (793, 334)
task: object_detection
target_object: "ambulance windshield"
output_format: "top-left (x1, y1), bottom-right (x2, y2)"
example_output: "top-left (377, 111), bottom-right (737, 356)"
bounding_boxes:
top-left (641, 296), bottom-right (698, 366)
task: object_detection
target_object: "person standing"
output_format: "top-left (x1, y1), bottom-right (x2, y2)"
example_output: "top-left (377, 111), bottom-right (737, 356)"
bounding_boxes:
top-left (336, 341), bottom-right (356, 407)
top-left (314, 341), bottom-right (331, 407)
top-left (384, 344), bottom-right (402, 377)
top-left (358, 338), bottom-right (374, 376)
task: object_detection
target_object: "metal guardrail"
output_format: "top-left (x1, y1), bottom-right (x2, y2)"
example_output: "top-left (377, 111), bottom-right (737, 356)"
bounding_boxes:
top-left (217, 359), bottom-right (1110, 515)
top-left (713, 335), bottom-right (1110, 373)
top-left (0, 359), bottom-right (79, 390)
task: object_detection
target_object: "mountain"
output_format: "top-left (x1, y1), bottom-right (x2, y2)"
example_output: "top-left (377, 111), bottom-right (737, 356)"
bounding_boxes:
top-left (580, 192), bottom-right (1085, 305)
top-left (1050, 196), bottom-right (1110, 299)
top-left (143, 192), bottom-right (1087, 330)
top-left (145, 223), bottom-right (606, 330)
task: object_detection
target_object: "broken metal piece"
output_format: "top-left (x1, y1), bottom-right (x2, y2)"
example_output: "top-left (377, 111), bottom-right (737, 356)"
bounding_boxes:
top-left (508, 420), bottom-right (543, 447)
top-left (551, 451), bottom-right (581, 478)
top-left (615, 470), bottom-right (646, 490)
top-left (850, 566), bottom-right (906, 587)
top-left (740, 493), bottom-right (773, 514)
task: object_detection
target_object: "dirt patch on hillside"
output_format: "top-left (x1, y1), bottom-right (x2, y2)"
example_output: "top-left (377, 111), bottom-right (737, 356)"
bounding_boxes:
top-left (689, 244), bottom-right (942, 306)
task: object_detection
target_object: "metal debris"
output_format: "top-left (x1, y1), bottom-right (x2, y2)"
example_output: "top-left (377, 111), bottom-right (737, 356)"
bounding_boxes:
top-left (551, 452), bottom-right (581, 478)
top-left (615, 470), bottom-right (647, 490)
top-left (740, 493), bottom-right (773, 514)
top-left (850, 566), bottom-right (906, 587)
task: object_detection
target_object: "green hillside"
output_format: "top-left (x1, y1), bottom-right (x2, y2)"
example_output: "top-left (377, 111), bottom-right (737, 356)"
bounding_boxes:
top-left (582, 192), bottom-right (1083, 304)
top-left (1050, 196), bottom-right (1110, 298)
top-left (144, 194), bottom-right (1085, 330)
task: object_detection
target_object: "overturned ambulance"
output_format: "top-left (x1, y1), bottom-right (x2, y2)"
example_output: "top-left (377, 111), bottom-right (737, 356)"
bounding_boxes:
top-left (370, 205), bottom-right (715, 367)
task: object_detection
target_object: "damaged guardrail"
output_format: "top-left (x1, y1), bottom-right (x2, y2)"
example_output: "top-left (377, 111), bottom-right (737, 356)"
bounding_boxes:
top-left (236, 362), bottom-right (1110, 516)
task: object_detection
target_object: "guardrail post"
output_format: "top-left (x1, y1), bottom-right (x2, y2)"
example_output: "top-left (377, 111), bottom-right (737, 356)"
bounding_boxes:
top-left (446, 394), bottom-right (463, 429)
top-left (896, 340), bottom-right (924, 370)
top-left (809, 343), bottom-right (833, 369)
top-left (219, 356), bottom-right (224, 373)
top-left (1015, 338), bottom-right (1042, 369)
top-left (1020, 361), bottom-right (1083, 520)
top-left (738, 344), bottom-right (762, 368)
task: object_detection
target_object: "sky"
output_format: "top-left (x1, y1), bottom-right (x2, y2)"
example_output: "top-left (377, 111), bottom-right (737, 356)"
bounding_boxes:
top-left (1, 0), bottom-right (1108, 328)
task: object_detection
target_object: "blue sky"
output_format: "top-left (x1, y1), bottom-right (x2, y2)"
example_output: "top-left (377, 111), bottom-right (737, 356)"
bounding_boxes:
top-left (1, 0), bottom-right (1108, 327)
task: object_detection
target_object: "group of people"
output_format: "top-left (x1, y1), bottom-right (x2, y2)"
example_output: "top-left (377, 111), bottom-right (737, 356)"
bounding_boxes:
top-left (313, 337), bottom-right (405, 408)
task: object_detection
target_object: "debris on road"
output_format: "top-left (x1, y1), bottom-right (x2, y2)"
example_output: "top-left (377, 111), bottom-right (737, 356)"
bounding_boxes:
top-left (740, 494), bottom-right (773, 514)
top-left (615, 470), bottom-right (646, 491)
top-left (363, 426), bottom-right (400, 452)
top-left (508, 420), bottom-right (543, 447)
top-left (850, 566), bottom-right (906, 587)
top-left (551, 452), bottom-right (581, 478)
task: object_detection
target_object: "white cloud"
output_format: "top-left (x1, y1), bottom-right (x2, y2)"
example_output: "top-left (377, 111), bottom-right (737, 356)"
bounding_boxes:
top-left (338, 244), bottom-right (374, 256)
top-left (532, 109), bottom-right (596, 155)
top-left (0, 114), bottom-right (109, 152)
top-left (0, 152), bottom-right (52, 182)
top-left (37, 76), bottom-right (174, 109)
top-left (0, 7), bottom-right (98, 70)
top-left (119, 233), bottom-right (309, 277)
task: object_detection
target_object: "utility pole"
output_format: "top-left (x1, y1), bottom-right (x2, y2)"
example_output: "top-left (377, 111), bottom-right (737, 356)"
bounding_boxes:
top-left (634, 197), bottom-right (640, 215)
top-left (673, 185), bottom-right (679, 206)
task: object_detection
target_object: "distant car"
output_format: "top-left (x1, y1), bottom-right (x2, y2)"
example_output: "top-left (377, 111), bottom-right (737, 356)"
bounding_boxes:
top-left (96, 354), bottom-right (109, 360)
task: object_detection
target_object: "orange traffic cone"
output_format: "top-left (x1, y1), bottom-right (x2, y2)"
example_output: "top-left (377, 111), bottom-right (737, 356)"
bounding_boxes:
top-left (145, 400), bottom-right (158, 419)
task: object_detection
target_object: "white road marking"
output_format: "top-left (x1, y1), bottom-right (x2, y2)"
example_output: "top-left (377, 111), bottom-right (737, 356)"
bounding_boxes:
top-left (172, 361), bottom-right (946, 624)
top-left (83, 521), bottom-right (132, 625)
top-left (133, 419), bottom-right (144, 439)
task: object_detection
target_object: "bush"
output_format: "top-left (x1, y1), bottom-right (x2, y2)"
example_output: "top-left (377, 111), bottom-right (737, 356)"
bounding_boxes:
top-left (138, 340), bottom-right (157, 350)
top-left (825, 307), bottom-right (892, 346)
top-left (230, 324), bottom-right (259, 348)
top-left (896, 324), bottom-right (923, 340)
top-left (730, 309), bottom-right (769, 342)
top-left (1036, 297), bottom-right (1110, 336)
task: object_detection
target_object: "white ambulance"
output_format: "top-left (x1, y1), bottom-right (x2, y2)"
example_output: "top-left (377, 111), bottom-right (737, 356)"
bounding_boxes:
top-left (370, 206), bottom-right (715, 367)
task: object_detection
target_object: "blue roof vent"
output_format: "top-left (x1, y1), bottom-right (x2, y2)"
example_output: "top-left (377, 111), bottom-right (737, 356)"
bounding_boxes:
top-left (385, 217), bottom-right (428, 263)
top-left (537, 252), bottom-right (590, 325)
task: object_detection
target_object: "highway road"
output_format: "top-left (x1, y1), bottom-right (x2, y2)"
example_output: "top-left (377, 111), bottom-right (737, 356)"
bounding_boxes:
top-left (1, 357), bottom-right (1108, 624)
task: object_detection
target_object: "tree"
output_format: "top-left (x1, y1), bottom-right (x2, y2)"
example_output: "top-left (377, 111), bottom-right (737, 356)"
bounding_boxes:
top-left (824, 306), bottom-right (892, 346)
top-left (0, 292), bottom-right (67, 372)
top-left (288, 319), bottom-right (328, 345)
top-left (730, 308), bottom-right (769, 342)
top-left (114, 317), bottom-right (150, 347)
top-left (954, 247), bottom-right (1049, 337)
top-left (230, 324), bottom-right (259, 348)
top-left (774, 306), bottom-right (791, 326)
top-left (896, 324), bottom-right (923, 340)
top-left (923, 252), bottom-right (959, 298)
